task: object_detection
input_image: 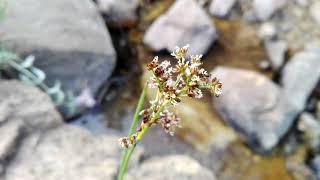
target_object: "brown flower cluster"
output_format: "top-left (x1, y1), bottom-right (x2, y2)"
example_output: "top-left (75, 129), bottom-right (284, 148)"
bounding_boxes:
top-left (119, 45), bottom-right (222, 148)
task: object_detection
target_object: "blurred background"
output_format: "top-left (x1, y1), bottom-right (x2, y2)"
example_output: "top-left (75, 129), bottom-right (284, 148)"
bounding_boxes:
top-left (0, 0), bottom-right (320, 179)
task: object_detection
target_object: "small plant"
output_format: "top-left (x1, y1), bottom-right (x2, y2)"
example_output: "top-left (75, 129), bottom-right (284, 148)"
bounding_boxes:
top-left (0, 49), bottom-right (75, 114)
top-left (117, 45), bottom-right (222, 180)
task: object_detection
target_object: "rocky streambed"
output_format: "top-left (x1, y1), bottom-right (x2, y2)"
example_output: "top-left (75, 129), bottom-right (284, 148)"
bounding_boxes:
top-left (0, 0), bottom-right (320, 180)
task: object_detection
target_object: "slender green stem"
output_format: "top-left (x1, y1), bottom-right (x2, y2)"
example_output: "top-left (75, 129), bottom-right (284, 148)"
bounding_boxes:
top-left (128, 83), bottom-right (148, 136)
top-left (117, 83), bottom-right (147, 180)
top-left (8, 60), bottom-right (50, 92)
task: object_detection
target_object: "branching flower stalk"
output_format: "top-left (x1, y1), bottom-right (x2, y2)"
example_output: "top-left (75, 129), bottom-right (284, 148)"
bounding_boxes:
top-left (117, 45), bottom-right (222, 180)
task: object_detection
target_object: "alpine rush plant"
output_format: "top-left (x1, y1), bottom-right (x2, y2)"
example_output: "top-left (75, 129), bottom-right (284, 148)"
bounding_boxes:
top-left (117, 45), bottom-right (222, 180)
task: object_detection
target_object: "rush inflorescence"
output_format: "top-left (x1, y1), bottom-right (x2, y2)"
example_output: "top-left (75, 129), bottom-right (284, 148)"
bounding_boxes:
top-left (118, 45), bottom-right (222, 148)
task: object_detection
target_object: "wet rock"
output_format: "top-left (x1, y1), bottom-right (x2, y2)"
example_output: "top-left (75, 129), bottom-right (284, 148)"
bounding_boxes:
top-left (298, 112), bottom-right (320, 152)
top-left (252, 0), bottom-right (288, 21)
top-left (4, 125), bottom-right (132, 180)
top-left (97, 0), bottom-right (139, 27)
top-left (127, 155), bottom-right (216, 180)
top-left (264, 40), bottom-right (287, 70)
top-left (0, 0), bottom-right (116, 102)
top-left (209, 0), bottom-right (237, 17)
top-left (143, 0), bottom-right (217, 55)
top-left (212, 67), bottom-right (297, 151)
top-left (215, 142), bottom-right (292, 180)
top-left (281, 47), bottom-right (320, 112)
top-left (310, 1), bottom-right (320, 24)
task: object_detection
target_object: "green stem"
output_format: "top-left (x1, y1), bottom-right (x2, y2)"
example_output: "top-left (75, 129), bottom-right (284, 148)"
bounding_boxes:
top-left (117, 83), bottom-right (147, 180)
top-left (128, 83), bottom-right (148, 136)
top-left (8, 60), bottom-right (50, 92)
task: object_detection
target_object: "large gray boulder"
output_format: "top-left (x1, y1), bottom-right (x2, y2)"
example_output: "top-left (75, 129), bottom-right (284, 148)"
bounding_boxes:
top-left (0, 80), bottom-right (63, 175)
top-left (212, 67), bottom-right (297, 152)
top-left (0, 80), bottom-right (62, 132)
top-left (127, 155), bottom-right (216, 180)
top-left (0, 0), bottom-right (116, 97)
top-left (143, 0), bottom-right (217, 56)
top-left (4, 125), bottom-right (122, 180)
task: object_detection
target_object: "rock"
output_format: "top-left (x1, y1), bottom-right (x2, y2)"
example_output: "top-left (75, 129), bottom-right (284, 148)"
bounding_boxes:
top-left (209, 0), bottom-right (237, 17)
top-left (126, 155), bottom-right (216, 180)
top-left (281, 47), bottom-right (320, 112)
top-left (0, 80), bottom-right (63, 176)
top-left (312, 155), bottom-right (320, 180)
top-left (252, 0), bottom-right (288, 21)
top-left (310, 1), bottom-right (320, 24)
top-left (96, 0), bottom-right (139, 27)
top-left (264, 40), bottom-right (287, 70)
top-left (0, 0), bottom-right (116, 99)
top-left (0, 80), bottom-right (62, 132)
top-left (143, 0), bottom-right (217, 56)
top-left (298, 112), bottom-right (320, 152)
top-left (4, 125), bottom-right (134, 180)
top-left (212, 67), bottom-right (297, 151)
top-left (258, 22), bottom-right (277, 40)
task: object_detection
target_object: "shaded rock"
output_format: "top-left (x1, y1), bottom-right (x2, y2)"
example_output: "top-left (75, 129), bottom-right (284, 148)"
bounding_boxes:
top-left (264, 40), bottom-right (287, 70)
top-left (281, 47), bottom-right (320, 112)
top-left (310, 1), bottom-right (320, 24)
top-left (127, 155), bottom-right (216, 180)
top-left (298, 112), bottom-right (320, 152)
top-left (97, 0), bottom-right (139, 27)
top-left (209, 0), bottom-right (237, 17)
top-left (0, 0), bottom-right (116, 100)
top-left (4, 125), bottom-right (131, 180)
top-left (252, 0), bottom-right (288, 21)
top-left (212, 67), bottom-right (297, 151)
top-left (143, 0), bottom-right (217, 55)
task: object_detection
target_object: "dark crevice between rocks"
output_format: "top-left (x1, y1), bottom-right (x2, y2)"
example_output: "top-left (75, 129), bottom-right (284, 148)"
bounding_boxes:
top-left (272, 49), bottom-right (290, 84)
top-left (98, 26), bottom-right (142, 131)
